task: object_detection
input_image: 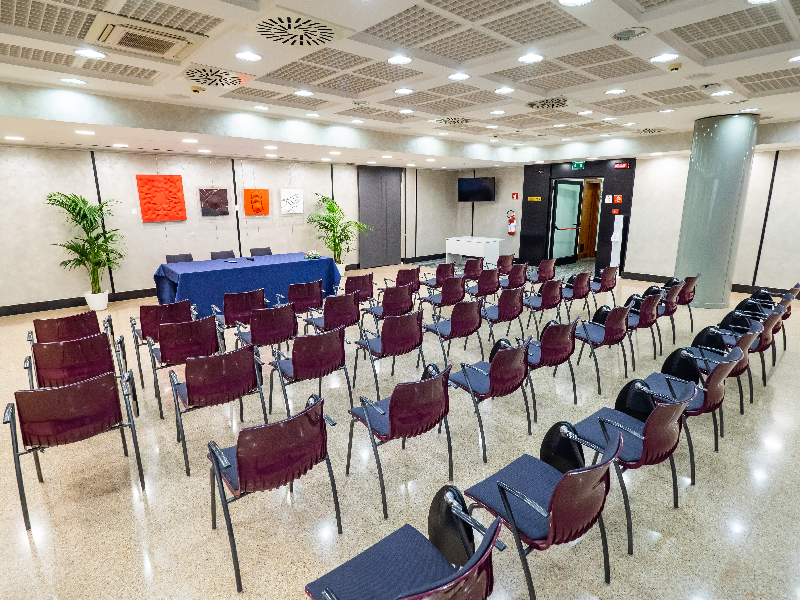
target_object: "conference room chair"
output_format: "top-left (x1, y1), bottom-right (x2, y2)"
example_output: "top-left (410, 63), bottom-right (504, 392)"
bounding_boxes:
top-left (590, 266), bottom-right (618, 309)
top-left (277, 279), bottom-right (323, 315)
top-left (643, 347), bottom-right (742, 484)
top-left (354, 312), bottom-right (426, 401)
top-left (208, 395), bottom-right (341, 593)
top-left (270, 326), bottom-right (354, 416)
top-left (523, 279), bottom-right (563, 337)
top-left (462, 256), bottom-right (484, 281)
top-left (657, 281), bottom-right (685, 345)
top-left (343, 272), bottom-right (374, 305)
top-left (500, 262), bottom-right (528, 291)
top-left (362, 284), bottom-right (414, 330)
top-left (346, 365), bottom-right (453, 518)
top-left (210, 250), bottom-right (236, 260)
top-left (575, 304), bottom-right (632, 395)
top-left (5, 371), bottom-right (144, 531)
top-left (381, 266), bottom-right (420, 297)
top-left (130, 299), bottom-right (194, 387)
top-left (466, 268), bottom-right (500, 301)
top-left (31, 310), bottom-right (110, 344)
top-left (572, 382), bottom-right (695, 555)
top-left (449, 339), bottom-right (534, 462)
top-left (733, 294), bottom-right (794, 368)
top-left (493, 253), bottom-right (514, 276)
top-left (562, 271), bottom-right (593, 320)
top-left (747, 286), bottom-right (799, 352)
top-left (482, 287), bottom-right (525, 343)
top-left (463, 433), bottom-right (623, 600)
top-left (235, 304), bottom-right (298, 363)
top-left (674, 273), bottom-right (701, 332)
top-left (524, 319), bottom-right (579, 405)
top-left (305, 292), bottom-right (361, 334)
top-left (527, 258), bottom-right (556, 286)
top-left (626, 293), bottom-right (663, 367)
top-left (25, 331), bottom-right (122, 391)
top-left (420, 275), bottom-right (466, 318)
top-left (250, 247), bottom-right (272, 256)
top-left (742, 305), bottom-right (787, 386)
top-left (169, 345), bottom-right (267, 476)
top-left (423, 299), bottom-right (485, 365)
top-left (147, 316), bottom-right (222, 420)
top-left (211, 288), bottom-right (267, 332)
top-left (166, 253), bottom-right (193, 263)
top-left (421, 262), bottom-right (455, 291)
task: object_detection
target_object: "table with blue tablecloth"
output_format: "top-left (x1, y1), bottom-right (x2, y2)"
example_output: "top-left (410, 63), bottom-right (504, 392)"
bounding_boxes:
top-left (154, 253), bottom-right (341, 317)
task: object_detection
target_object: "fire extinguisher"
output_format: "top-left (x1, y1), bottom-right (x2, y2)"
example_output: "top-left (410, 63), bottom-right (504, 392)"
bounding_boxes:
top-left (507, 210), bottom-right (516, 235)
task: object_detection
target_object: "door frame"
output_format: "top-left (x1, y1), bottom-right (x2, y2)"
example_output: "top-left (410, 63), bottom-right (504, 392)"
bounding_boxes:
top-left (548, 178), bottom-right (585, 265)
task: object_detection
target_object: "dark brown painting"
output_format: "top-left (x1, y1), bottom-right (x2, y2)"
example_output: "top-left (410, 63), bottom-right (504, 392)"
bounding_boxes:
top-left (199, 188), bottom-right (229, 216)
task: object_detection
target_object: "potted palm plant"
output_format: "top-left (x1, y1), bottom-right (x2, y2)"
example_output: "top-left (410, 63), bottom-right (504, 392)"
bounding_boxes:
top-left (46, 192), bottom-right (125, 311)
top-left (307, 193), bottom-right (371, 274)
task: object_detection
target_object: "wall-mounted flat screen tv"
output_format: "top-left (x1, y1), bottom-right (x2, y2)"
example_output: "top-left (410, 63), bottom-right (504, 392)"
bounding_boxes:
top-left (458, 177), bottom-right (496, 202)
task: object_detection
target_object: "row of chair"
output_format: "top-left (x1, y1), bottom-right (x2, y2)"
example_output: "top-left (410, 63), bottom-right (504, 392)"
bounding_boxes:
top-left (166, 247), bottom-right (273, 263)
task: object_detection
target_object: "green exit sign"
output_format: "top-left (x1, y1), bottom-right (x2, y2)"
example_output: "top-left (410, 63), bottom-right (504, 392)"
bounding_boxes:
top-left (572, 161), bottom-right (585, 170)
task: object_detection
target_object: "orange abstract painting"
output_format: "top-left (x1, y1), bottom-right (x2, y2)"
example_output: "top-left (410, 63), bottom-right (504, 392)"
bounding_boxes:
top-left (243, 189), bottom-right (269, 216)
top-left (136, 175), bottom-right (187, 222)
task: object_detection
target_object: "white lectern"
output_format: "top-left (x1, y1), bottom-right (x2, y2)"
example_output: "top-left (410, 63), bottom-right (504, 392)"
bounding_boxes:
top-left (445, 236), bottom-right (502, 266)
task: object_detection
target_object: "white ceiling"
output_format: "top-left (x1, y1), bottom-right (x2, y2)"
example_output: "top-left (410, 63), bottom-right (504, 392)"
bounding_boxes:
top-left (1, 0), bottom-right (800, 159)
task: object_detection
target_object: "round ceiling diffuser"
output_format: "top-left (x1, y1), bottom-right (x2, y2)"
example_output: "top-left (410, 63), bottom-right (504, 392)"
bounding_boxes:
top-left (256, 17), bottom-right (335, 45)
top-left (184, 67), bottom-right (241, 87)
top-left (612, 27), bottom-right (649, 41)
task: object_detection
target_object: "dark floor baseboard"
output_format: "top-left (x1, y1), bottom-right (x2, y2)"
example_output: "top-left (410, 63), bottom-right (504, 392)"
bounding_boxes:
top-left (403, 253), bottom-right (446, 264)
top-left (0, 288), bottom-right (157, 317)
top-left (620, 271), bottom-right (671, 284)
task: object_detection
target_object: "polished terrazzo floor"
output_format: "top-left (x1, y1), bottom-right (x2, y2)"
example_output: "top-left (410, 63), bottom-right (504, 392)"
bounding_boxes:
top-left (0, 265), bottom-right (797, 599)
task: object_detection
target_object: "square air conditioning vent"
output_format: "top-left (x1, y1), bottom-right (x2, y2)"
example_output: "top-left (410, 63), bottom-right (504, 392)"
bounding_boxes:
top-left (85, 12), bottom-right (207, 60)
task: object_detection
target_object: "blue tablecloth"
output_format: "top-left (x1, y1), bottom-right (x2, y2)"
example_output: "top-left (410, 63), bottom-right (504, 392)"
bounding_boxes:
top-left (154, 253), bottom-right (340, 317)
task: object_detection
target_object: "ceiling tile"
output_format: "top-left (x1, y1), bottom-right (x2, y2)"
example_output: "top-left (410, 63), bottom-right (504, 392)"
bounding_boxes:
top-left (82, 58), bottom-right (159, 80)
top-left (0, 42), bottom-right (75, 66)
top-left (418, 29), bottom-right (511, 61)
top-left (736, 67), bottom-right (800, 92)
top-left (272, 94), bottom-right (330, 108)
top-left (423, 0), bottom-right (530, 22)
top-left (641, 85), bottom-right (710, 104)
top-left (360, 5), bottom-right (462, 47)
top-left (690, 25), bottom-right (795, 59)
top-left (483, 3), bottom-right (587, 44)
top-left (221, 87), bottom-right (281, 101)
top-left (353, 62), bottom-right (423, 81)
top-left (317, 73), bottom-right (385, 93)
top-left (557, 45), bottom-right (632, 68)
top-left (489, 61), bottom-right (565, 82)
top-left (426, 82), bottom-right (480, 96)
top-left (582, 57), bottom-right (657, 79)
top-left (459, 90), bottom-right (505, 104)
top-left (436, 123), bottom-right (492, 135)
top-left (633, 0), bottom-right (688, 10)
top-left (382, 91), bottom-right (442, 106)
top-left (260, 61), bottom-right (337, 84)
top-left (672, 5), bottom-right (783, 42)
top-left (337, 107), bottom-right (412, 122)
top-left (526, 71), bottom-right (596, 90)
top-left (420, 97), bottom-right (476, 113)
top-left (301, 48), bottom-right (372, 69)
top-left (593, 95), bottom-right (659, 112)
top-left (116, 0), bottom-right (223, 36)
top-left (3, 1), bottom-right (98, 40)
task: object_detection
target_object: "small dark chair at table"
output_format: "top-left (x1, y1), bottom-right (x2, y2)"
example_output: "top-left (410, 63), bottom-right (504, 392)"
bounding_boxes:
top-left (382, 266), bottom-right (420, 297)
top-left (467, 268), bottom-right (500, 301)
top-left (449, 339), bottom-right (534, 462)
top-left (563, 272), bottom-right (593, 319)
top-left (421, 263), bottom-right (455, 291)
top-left (575, 304), bottom-right (632, 395)
top-left (212, 289), bottom-right (268, 343)
top-left (305, 292), bottom-right (361, 334)
top-left (421, 275), bottom-right (466, 318)
top-left (657, 281), bottom-right (685, 345)
top-left (250, 247), bottom-right (272, 256)
top-left (675, 273), bottom-right (701, 331)
top-left (500, 262), bottom-right (528, 291)
top-left (211, 250), bottom-right (236, 260)
top-left (346, 365), bottom-right (453, 518)
top-left (166, 253), bottom-right (193, 263)
top-left (354, 311), bottom-right (426, 401)
top-left (626, 293), bottom-right (663, 366)
top-left (527, 258), bottom-right (556, 286)
top-left (424, 299), bottom-right (485, 364)
top-left (5, 371), bottom-right (144, 531)
top-left (590, 266), bottom-right (618, 309)
top-left (493, 254), bottom-right (514, 276)
top-left (525, 319), bottom-right (579, 405)
top-left (343, 272), bottom-right (374, 305)
top-left (362, 284), bottom-right (414, 330)
top-left (278, 279), bottom-right (324, 317)
top-left (235, 303), bottom-right (298, 359)
top-left (208, 395), bottom-right (341, 593)
top-left (130, 299), bottom-right (194, 387)
top-left (147, 316), bottom-right (222, 420)
top-left (462, 257), bottom-right (484, 281)
top-left (464, 433), bottom-right (623, 600)
top-left (270, 326), bottom-right (354, 416)
top-left (523, 279), bottom-right (563, 337)
top-left (482, 287), bottom-right (525, 343)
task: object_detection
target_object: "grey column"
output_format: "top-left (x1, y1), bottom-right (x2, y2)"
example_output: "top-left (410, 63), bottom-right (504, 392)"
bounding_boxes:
top-left (674, 114), bottom-right (759, 309)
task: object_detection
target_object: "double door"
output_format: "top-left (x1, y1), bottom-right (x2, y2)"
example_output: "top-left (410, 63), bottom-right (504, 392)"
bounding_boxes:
top-left (549, 178), bottom-right (602, 263)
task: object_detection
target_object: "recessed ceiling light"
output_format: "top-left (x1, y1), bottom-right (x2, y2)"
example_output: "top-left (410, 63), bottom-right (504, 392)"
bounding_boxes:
top-left (399, 109), bottom-right (414, 114)
top-left (561, 138), bottom-right (572, 141)
top-left (605, 89), bottom-right (625, 95)
top-left (407, 163), bottom-right (415, 166)
top-left (264, 145), bottom-right (277, 149)
top-left (553, 123), bottom-right (566, 128)
top-left (494, 165), bottom-right (499, 167)
top-left (747, 0), bottom-right (777, 4)
top-left (351, 119), bottom-right (364, 124)
top-left (791, 55), bottom-right (800, 63)
top-left (367, 161), bottom-right (377, 164)
top-left (441, 166), bottom-right (447, 169)
top-left (559, 0), bottom-right (593, 5)
top-left (266, 154), bottom-right (277, 158)
top-left (75, 48), bottom-right (105, 59)
top-left (294, 90), bottom-right (314, 97)
top-left (236, 51), bottom-right (262, 62)
top-left (329, 151), bottom-right (341, 155)
top-left (449, 73), bottom-right (469, 81)
top-left (599, 133), bottom-right (611, 137)
top-left (489, 139), bottom-right (498, 142)
top-left (650, 152), bottom-right (663, 156)
top-left (486, 125), bottom-right (498, 129)
top-left (438, 132), bottom-right (449, 135)
top-left (710, 90), bottom-right (733, 96)
top-left (306, 113), bottom-right (320, 117)
top-left (112, 143), bottom-right (128, 148)
top-left (61, 78), bottom-right (86, 85)
top-left (518, 53), bottom-right (543, 64)
top-left (535, 160), bottom-right (545, 164)
top-left (740, 108), bottom-right (760, 113)
top-left (602, 117), bottom-right (617, 121)
top-left (4, 136), bottom-right (24, 141)
top-left (321, 157), bottom-right (331, 161)
top-left (490, 110), bottom-right (505, 115)
top-left (388, 55), bottom-right (411, 65)
top-left (659, 109), bottom-right (675, 113)
top-left (514, 143), bottom-right (523, 145)
top-left (253, 106), bottom-right (269, 111)
top-left (198, 149), bottom-right (211, 153)
top-left (382, 155), bottom-right (392, 158)
top-left (495, 87), bottom-right (514, 94)
top-left (577, 110), bottom-right (593, 116)
top-left (75, 130), bottom-right (95, 135)
top-left (395, 88), bottom-right (413, 95)
top-left (622, 122), bottom-right (636, 126)
top-left (183, 139), bottom-right (199, 143)
top-left (650, 53), bottom-right (679, 63)
top-left (426, 158), bottom-right (435, 162)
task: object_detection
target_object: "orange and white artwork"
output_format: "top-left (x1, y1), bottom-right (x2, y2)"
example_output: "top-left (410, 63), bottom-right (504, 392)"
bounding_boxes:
top-left (243, 189), bottom-right (270, 215)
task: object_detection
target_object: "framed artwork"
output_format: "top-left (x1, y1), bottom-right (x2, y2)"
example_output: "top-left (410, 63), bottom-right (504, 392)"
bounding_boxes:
top-left (280, 189), bottom-right (303, 214)
top-left (199, 188), bottom-right (229, 216)
top-left (243, 189), bottom-right (269, 215)
top-left (136, 175), bottom-right (186, 222)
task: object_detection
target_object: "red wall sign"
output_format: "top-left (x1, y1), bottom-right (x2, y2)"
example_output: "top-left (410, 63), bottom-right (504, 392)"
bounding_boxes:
top-left (613, 195), bottom-right (623, 203)
top-left (512, 192), bottom-right (519, 200)
top-left (614, 162), bottom-right (630, 169)
top-left (612, 209), bottom-right (620, 215)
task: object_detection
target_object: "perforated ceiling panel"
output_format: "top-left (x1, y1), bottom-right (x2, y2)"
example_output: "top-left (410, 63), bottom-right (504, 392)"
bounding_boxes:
top-left (690, 25), bottom-right (794, 59)
top-left (261, 61), bottom-right (337, 84)
top-left (301, 48), bottom-right (372, 69)
top-left (318, 73), bottom-right (385, 93)
top-left (221, 87), bottom-right (280, 101)
top-left (383, 91), bottom-right (441, 106)
top-left (490, 113), bottom-right (552, 127)
top-left (459, 90), bottom-right (504, 104)
top-left (593, 95), bottom-right (659, 111)
top-left (642, 85), bottom-right (709, 104)
top-left (1, 1), bottom-right (97, 39)
top-left (419, 29), bottom-right (510, 61)
top-left (353, 62), bottom-right (422, 81)
top-left (337, 108), bottom-right (413, 123)
top-left (483, 3), bottom-right (587, 44)
top-left (426, 82), bottom-right (479, 96)
top-left (116, 0), bottom-right (222, 35)
top-left (435, 124), bottom-right (490, 135)
top-left (82, 58), bottom-right (159, 79)
top-left (634, 0), bottom-right (687, 10)
top-left (557, 45), bottom-right (632, 68)
top-left (420, 97), bottom-right (475, 113)
top-left (791, 0), bottom-right (800, 16)
top-left (423, 0), bottom-right (529, 22)
top-left (273, 94), bottom-right (329, 108)
top-left (360, 5), bottom-right (461, 47)
top-left (736, 67), bottom-right (800, 92)
top-left (582, 57), bottom-right (657, 79)
top-left (0, 42), bottom-right (75, 66)
top-left (673, 5), bottom-right (781, 41)
top-left (527, 71), bottom-right (595, 90)
top-left (490, 61), bottom-right (565, 82)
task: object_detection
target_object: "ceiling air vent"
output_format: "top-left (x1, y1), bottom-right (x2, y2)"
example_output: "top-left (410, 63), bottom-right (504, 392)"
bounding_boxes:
top-left (85, 12), bottom-right (207, 60)
top-left (434, 117), bottom-right (471, 125)
top-left (613, 27), bottom-right (649, 41)
top-left (526, 97), bottom-right (569, 109)
top-left (638, 127), bottom-right (672, 134)
top-left (183, 65), bottom-right (254, 87)
top-left (255, 9), bottom-right (352, 47)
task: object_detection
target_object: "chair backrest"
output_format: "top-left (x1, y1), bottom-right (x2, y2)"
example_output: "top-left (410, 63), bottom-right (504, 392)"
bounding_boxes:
top-left (381, 284), bottom-right (414, 317)
top-left (569, 272), bottom-right (592, 299)
top-left (440, 276), bottom-right (466, 306)
top-left (636, 293), bottom-right (661, 329)
top-left (730, 321), bottom-right (763, 369)
top-left (476, 269), bottom-right (500, 296)
top-left (752, 305), bottom-right (787, 351)
top-left (496, 287), bottom-right (524, 321)
top-left (249, 304), bottom-right (298, 347)
top-left (235, 397), bottom-right (328, 493)
top-left (381, 311), bottom-right (424, 357)
top-left (344, 273), bottom-right (374, 303)
top-left (464, 257), bottom-right (484, 280)
top-left (677, 273), bottom-right (700, 305)
top-left (33, 311), bottom-right (100, 343)
top-left (598, 266), bottom-right (618, 291)
top-left (166, 253), bottom-right (193, 263)
top-left (211, 250), bottom-right (235, 260)
top-left (184, 345), bottom-right (257, 408)
top-left (602, 305), bottom-right (631, 345)
top-left (538, 319), bottom-right (578, 367)
top-left (396, 267), bottom-right (420, 293)
top-left (222, 288), bottom-right (265, 327)
top-left (691, 346), bottom-right (742, 413)
top-left (662, 282), bottom-right (684, 314)
top-left (487, 341), bottom-right (529, 398)
top-left (450, 300), bottom-right (483, 338)
top-left (323, 293), bottom-right (360, 330)
top-left (14, 373), bottom-right (122, 448)
top-left (506, 263), bottom-right (528, 288)
top-left (636, 386), bottom-right (694, 467)
top-left (250, 247), bottom-right (272, 256)
top-left (496, 254), bottom-right (514, 275)
top-left (387, 366), bottom-right (451, 440)
top-left (546, 433), bottom-right (622, 546)
top-left (536, 258), bottom-right (556, 282)
top-left (291, 327), bottom-right (346, 381)
top-left (140, 299), bottom-right (193, 342)
top-left (32, 333), bottom-right (115, 388)
top-left (539, 279), bottom-right (563, 310)
top-left (158, 316), bottom-right (219, 365)
top-left (435, 263), bottom-right (456, 287)
top-left (287, 279), bottom-right (323, 313)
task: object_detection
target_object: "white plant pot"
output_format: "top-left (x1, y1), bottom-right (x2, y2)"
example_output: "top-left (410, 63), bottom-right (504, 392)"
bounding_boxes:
top-left (336, 263), bottom-right (346, 276)
top-left (85, 291), bottom-right (109, 311)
